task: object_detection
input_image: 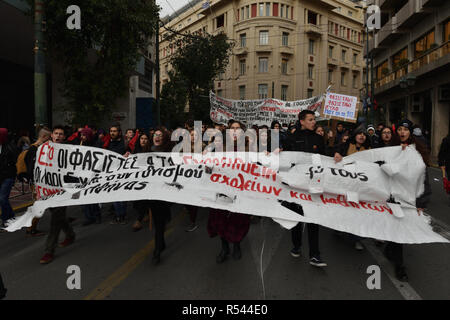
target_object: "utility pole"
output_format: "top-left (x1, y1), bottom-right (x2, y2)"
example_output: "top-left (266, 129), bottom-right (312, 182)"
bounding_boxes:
top-left (34, 1), bottom-right (48, 133)
top-left (155, 17), bottom-right (161, 127)
top-left (365, 24), bottom-right (370, 125)
top-left (370, 49), bottom-right (375, 125)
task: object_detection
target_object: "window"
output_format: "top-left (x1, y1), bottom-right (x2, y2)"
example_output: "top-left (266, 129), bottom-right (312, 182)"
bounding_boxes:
top-left (376, 60), bottom-right (389, 79)
top-left (341, 72), bottom-right (346, 86)
top-left (217, 89), bottom-right (223, 97)
top-left (246, 6), bottom-right (250, 19)
top-left (309, 39), bottom-right (315, 55)
top-left (307, 89), bottom-right (314, 98)
top-left (239, 85), bottom-right (246, 100)
top-left (328, 69), bottom-right (333, 83)
top-left (241, 8), bottom-right (244, 20)
top-left (352, 74), bottom-right (357, 88)
top-left (353, 53), bottom-right (358, 64)
top-left (281, 85), bottom-right (288, 101)
top-left (393, 47), bottom-right (407, 66)
top-left (329, 46), bottom-right (334, 58)
top-left (281, 5), bottom-right (284, 18)
top-left (445, 20), bottom-right (450, 42)
top-left (240, 33), bottom-right (246, 47)
top-left (259, 31), bottom-right (269, 45)
top-left (259, 57), bottom-right (268, 73)
top-left (165, 64), bottom-right (168, 74)
top-left (282, 32), bottom-right (289, 46)
top-left (266, 3), bottom-right (270, 16)
top-left (239, 59), bottom-right (246, 75)
top-left (281, 59), bottom-right (288, 75)
top-left (348, 11), bottom-right (353, 17)
top-left (286, 6), bottom-right (289, 18)
top-left (259, 3), bottom-right (264, 16)
top-left (342, 50), bottom-right (346, 62)
top-left (308, 11), bottom-right (318, 25)
top-left (258, 84), bottom-right (268, 99)
top-left (216, 14), bottom-right (224, 28)
top-left (308, 65), bottom-right (314, 79)
top-left (414, 29), bottom-right (435, 58)
top-left (273, 3), bottom-right (278, 16)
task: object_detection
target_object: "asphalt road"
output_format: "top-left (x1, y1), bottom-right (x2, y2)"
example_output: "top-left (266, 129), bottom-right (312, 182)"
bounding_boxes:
top-left (1, 168), bottom-right (449, 300)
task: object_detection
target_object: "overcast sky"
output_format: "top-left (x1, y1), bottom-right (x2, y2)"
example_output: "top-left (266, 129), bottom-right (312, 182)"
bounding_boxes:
top-left (156, 0), bottom-right (186, 18)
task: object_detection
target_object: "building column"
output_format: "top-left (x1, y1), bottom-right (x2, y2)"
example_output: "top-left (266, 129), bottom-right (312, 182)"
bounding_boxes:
top-left (431, 86), bottom-right (450, 158)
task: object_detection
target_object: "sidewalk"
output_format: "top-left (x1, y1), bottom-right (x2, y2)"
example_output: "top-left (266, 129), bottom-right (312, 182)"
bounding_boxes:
top-left (0, 180), bottom-right (34, 215)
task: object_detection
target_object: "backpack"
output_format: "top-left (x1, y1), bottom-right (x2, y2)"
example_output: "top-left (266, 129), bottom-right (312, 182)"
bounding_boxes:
top-left (16, 143), bottom-right (38, 181)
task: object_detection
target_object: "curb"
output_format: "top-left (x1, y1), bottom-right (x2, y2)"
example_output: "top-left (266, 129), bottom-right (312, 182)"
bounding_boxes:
top-left (12, 202), bottom-right (34, 213)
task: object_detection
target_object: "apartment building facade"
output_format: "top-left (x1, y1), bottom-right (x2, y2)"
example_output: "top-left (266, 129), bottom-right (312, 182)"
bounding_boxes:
top-left (160, 0), bottom-right (365, 109)
top-left (367, 0), bottom-right (450, 157)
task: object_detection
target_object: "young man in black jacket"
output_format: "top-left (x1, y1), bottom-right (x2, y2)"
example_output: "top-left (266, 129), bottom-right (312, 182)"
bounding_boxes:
top-left (40, 126), bottom-right (76, 264)
top-left (283, 110), bottom-right (327, 267)
top-left (106, 125), bottom-right (128, 224)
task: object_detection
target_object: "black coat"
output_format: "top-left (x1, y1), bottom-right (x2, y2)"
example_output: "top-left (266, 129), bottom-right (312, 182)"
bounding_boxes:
top-left (0, 143), bottom-right (19, 183)
top-left (284, 129), bottom-right (327, 155)
top-left (107, 139), bottom-right (126, 155)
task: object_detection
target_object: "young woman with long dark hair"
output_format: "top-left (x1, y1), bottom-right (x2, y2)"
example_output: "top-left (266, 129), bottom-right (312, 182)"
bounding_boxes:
top-left (207, 120), bottom-right (251, 263)
top-left (131, 133), bottom-right (152, 232)
top-left (384, 119), bottom-right (431, 281)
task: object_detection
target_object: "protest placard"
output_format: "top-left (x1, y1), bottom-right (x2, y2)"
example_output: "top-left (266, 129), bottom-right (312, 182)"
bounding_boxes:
top-left (322, 92), bottom-right (358, 122)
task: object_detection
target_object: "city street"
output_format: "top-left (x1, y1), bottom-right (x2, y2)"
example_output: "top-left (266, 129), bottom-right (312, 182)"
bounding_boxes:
top-left (1, 168), bottom-right (449, 300)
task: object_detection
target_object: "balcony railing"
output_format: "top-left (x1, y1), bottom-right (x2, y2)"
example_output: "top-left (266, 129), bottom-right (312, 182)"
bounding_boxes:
top-left (374, 41), bottom-right (450, 89)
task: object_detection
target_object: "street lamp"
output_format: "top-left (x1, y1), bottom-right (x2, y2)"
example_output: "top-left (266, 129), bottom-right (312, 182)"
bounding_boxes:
top-left (356, 4), bottom-right (372, 124)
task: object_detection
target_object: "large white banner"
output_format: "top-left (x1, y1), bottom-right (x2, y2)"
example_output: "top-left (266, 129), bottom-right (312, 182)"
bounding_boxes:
top-left (4, 143), bottom-right (448, 244)
top-left (209, 91), bottom-right (324, 126)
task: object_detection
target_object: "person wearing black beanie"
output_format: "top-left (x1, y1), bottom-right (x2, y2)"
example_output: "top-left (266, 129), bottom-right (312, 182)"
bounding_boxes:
top-left (383, 119), bottom-right (432, 282)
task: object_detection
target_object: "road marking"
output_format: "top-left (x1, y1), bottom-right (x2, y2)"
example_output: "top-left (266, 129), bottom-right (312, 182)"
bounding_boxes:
top-left (364, 241), bottom-right (422, 300)
top-left (84, 213), bottom-right (184, 300)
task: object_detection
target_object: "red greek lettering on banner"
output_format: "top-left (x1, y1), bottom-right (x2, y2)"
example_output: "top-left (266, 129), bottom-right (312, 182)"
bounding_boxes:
top-left (38, 143), bottom-right (54, 167)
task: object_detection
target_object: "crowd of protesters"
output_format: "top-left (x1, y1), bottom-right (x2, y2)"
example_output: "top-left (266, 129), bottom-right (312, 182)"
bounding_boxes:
top-left (0, 112), bottom-right (449, 285)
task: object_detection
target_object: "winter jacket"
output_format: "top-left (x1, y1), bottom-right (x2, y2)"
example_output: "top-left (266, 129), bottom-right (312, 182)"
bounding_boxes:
top-left (107, 139), bottom-right (126, 155)
top-left (334, 141), bottom-right (370, 157)
top-left (284, 129), bottom-right (327, 155)
top-left (0, 142), bottom-right (18, 183)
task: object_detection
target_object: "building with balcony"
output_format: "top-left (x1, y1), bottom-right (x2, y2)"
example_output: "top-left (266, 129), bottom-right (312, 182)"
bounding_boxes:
top-left (366, 0), bottom-right (450, 157)
top-left (160, 0), bottom-right (365, 115)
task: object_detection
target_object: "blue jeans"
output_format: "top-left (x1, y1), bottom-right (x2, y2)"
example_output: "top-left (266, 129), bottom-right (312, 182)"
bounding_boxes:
top-left (113, 202), bottom-right (127, 218)
top-left (0, 178), bottom-right (15, 223)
